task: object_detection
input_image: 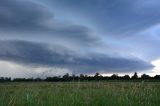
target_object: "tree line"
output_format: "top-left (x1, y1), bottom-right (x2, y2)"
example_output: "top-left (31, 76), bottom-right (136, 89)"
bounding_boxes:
top-left (1, 72), bottom-right (160, 82)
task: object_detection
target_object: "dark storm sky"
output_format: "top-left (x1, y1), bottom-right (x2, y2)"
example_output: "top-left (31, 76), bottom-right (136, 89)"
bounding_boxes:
top-left (0, 0), bottom-right (160, 77)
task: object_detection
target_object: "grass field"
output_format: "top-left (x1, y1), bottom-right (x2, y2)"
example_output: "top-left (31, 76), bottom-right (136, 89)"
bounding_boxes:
top-left (0, 82), bottom-right (160, 106)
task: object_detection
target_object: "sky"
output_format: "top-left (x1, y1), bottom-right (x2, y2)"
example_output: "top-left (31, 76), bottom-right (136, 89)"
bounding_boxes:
top-left (0, 0), bottom-right (160, 78)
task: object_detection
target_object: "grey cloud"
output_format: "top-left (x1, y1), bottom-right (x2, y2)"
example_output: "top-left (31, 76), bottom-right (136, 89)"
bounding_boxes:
top-left (0, 0), bottom-right (99, 47)
top-left (0, 0), bottom-right (156, 75)
top-left (124, 30), bottom-right (160, 61)
top-left (0, 0), bottom-right (52, 30)
top-left (52, 0), bottom-right (160, 36)
top-left (0, 40), bottom-right (154, 73)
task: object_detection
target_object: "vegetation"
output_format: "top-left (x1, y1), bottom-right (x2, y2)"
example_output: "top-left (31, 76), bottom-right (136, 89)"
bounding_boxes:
top-left (1, 72), bottom-right (160, 82)
top-left (0, 72), bottom-right (160, 105)
top-left (0, 82), bottom-right (160, 106)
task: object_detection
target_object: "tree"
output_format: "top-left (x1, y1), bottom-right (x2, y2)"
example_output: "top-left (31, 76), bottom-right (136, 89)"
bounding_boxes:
top-left (131, 72), bottom-right (138, 79)
top-left (123, 75), bottom-right (130, 80)
top-left (111, 74), bottom-right (119, 80)
top-left (80, 74), bottom-right (84, 81)
top-left (80, 74), bottom-right (84, 78)
top-left (63, 73), bottom-right (69, 78)
top-left (62, 73), bottom-right (70, 81)
top-left (94, 73), bottom-right (100, 77)
top-left (72, 74), bottom-right (76, 81)
top-left (94, 73), bottom-right (102, 81)
top-left (154, 75), bottom-right (160, 80)
top-left (141, 74), bottom-right (150, 79)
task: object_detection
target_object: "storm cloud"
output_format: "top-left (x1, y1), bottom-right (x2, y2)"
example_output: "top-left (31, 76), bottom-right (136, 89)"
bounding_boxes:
top-left (0, 0), bottom-right (52, 30)
top-left (0, 0), bottom-right (159, 77)
top-left (0, 40), bottom-right (153, 73)
top-left (0, 0), bottom-right (99, 48)
top-left (50, 0), bottom-right (160, 36)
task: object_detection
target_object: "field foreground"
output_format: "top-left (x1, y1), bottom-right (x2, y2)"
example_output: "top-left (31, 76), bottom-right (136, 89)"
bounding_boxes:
top-left (0, 82), bottom-right (160, 106)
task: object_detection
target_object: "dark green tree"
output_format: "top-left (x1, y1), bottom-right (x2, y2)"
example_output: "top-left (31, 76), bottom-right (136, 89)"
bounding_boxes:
top-left (131, 72), bottom-right (138, 79)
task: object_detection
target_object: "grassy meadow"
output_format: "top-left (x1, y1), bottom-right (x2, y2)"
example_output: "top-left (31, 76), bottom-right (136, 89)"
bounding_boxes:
top-left (0, 82), bottom-right (160, 106)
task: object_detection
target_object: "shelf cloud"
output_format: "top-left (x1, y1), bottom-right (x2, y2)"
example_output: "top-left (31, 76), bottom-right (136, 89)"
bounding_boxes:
top-left (0, 0), bottom-right (159, 77)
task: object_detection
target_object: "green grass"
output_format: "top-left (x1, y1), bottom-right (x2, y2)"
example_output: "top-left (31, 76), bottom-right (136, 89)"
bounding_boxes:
top-left (0, 82), bottom-right (160, 106)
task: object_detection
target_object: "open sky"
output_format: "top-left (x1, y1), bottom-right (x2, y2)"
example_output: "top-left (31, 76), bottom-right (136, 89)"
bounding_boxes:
top-left (0, 0), bottom-right (160, 78)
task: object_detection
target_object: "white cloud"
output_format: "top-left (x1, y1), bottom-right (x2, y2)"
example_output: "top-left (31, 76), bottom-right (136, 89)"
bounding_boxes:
top-left (0, 60), bottom-right (72, 78)
top-left (151, 59), bottom-right (160, 73)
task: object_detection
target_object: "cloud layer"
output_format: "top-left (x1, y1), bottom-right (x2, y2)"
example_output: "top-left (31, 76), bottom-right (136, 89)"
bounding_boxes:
top-left (0, 40), bottom-right (153, 74)
top-left (0, 0), bottom-right (159, 77)
top-left (49, 0), bottom-right (160, 35)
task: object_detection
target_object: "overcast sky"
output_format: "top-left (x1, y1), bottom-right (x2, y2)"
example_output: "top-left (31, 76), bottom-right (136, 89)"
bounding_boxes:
top-left (0, 0), bottom-right (160, 78)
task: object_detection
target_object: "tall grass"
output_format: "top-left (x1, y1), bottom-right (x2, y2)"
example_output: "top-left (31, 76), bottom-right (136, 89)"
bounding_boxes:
top-left (0, 82), bottom-right (160, 106)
